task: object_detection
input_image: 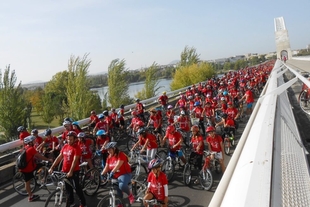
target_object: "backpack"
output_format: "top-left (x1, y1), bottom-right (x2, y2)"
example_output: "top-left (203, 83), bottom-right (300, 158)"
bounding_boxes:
top-left (16, 148), bottom-right (28, 169)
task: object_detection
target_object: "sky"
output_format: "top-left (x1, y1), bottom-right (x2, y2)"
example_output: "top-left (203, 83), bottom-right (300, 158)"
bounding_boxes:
top-left (1, 0), bottom-right (309, 84)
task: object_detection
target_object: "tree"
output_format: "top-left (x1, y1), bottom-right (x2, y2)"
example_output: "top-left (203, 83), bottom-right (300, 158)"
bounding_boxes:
top-left (44, 71), bottom-right (69, 123)
top-left (107, 59), bottom-right (131, 107)
top-left (170, 62), bottom-right (215, 90)
top-left (0, 65), bottom-right (30, 141)
top-left (66, 54), bottom-right (101, 120)
top-left (179, 46), bottom-right (200, 67)
top-left (135, 62), bottom-right (162, 100)
top-left (40, 92), bottom-right (56, 126)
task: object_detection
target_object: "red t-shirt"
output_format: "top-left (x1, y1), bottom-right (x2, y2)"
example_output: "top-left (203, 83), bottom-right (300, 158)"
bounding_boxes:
top-left (139, 133), bottom-right (158, 149)
top-left (34, 136), bottom-right (43, 151)
top-left (19, 131), bottom-right (30, 141)
top-left (177, 116), bottom-right (190, 131)
top-left (245, 90), bottom-right (254, 103)
top-left (90, 115), bottom-right (100, 124)
top-left (147, 171), bottom-right (168, 201)
top-left (191, 135), bottom-right (204, 155)
top-left (206, 135), bottom-right (223, 152)
top-left (135, 103), bottom-right (144, 114)
top-left (78, 139), bottom-right (93, 159)
top-left (20, 145), bottom-right (37, 173)
top-left (166, 110), bottom-right (175, 124)
top-left (150, 114), bottom-right (162, 128)
top-left (96, 136), bottom-right (110, 153)
top-left (95, 121), bottom-right (108, 132)
top-left (225, 107), bottom-right (238, 120)
top-left (165, 131), bottom-right (182, 151)
top-left (158, 95), bottom-right (168, 105)
top-left (204, 106), bottom-right (214, 117)
top-left (193, 106), bottom-right (204, 121)
top-left (61, 143), bottom-right (81, 173)
top-left (106, 151), bottom-right (131, 178)
top-left (43, 136), bottom-right (59, 149)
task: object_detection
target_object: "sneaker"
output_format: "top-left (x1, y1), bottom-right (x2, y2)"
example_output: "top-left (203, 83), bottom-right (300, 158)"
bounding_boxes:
top-left (28, 194), bottom-right (40, 202)
top-left (128, 193), bottom-right (135, 204)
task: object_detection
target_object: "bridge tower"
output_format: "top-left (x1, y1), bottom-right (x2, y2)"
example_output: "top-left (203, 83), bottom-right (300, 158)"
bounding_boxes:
top-left (274, 17), bottom-right (292, 60)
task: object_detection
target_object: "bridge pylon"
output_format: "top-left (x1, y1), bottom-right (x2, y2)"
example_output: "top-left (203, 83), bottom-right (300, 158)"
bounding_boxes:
top-left (274, 17), bottom-right (292, 60)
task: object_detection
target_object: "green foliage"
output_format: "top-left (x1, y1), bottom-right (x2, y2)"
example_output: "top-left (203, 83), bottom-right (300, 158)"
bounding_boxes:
top-left (179, 46), bottom-right (200, 67)
top-left (66, 54), bottom-right (101, 120)
top-left (170, 62), bottom-right (215, 90)
top-left (39, 92), bottom-right (56, 126)
top-left (135, 62), bottom-right (161, 99)
top-left (44, 71), bottom-right (69, 122)
top-left (296, 49), bottom-right (310, 56)
top-left (108, 59), bottom-right (131, 107)
top-left (0, 66), bottom-right (31, 141)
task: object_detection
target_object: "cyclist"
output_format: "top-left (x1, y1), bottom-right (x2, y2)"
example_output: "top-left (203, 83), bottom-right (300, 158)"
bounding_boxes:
top-left (173, 110), bottom-right (191, 145)
top-left (203, 101), bottom-right (215, 126)
top-left (147, 108), bottom-right (163, 143)
top-left (110, 108), bottom-right (119, 127)
top-left (165, 105), bottom-right (175, 125)
top-left (127, 111), bottom-right (143, 134)
top-left (17, 126), bottom-right (30, 142)
top-left (103, 110), bottom-right (114, 134)
top-left (20, 135), bottom-right (52, 202)
top-left (117, 105), bottom-right (126, 129)
top-left (49, 131), bottom-right (87, 207)
top-left (298, 76), bottom-right (310, 107)
top-left (158, 91), bottom-right (169, 109)
top-left (161, 125), bottom-right (186, 165)
top-left (88, 110), bottom-right (99, 129)
top-left (101, 142), bottom-right (135, 205)
top-left (131, 127), bottom-right (158, 161)
top-left (190, 125), bottom-right (204, 172)
top-left (77, 132), bottom-right (94, 169)
top-left (72, 122), bottom-right (83, 134)
top-left (93, 114), bottom-right (107, 135)
top-left (37, 128), bottom-right (59, 159)
top-left (225, 101), bottom-right (240, 129)
top-left (240, 86), bottom-right (254, 117)
top-left (144, 159), bottom-right (168, 207)
top-left (31, 129), bottom-right (43, 153)
top-left (205, 126), bottom-right (226, 173)
top-left (96, 130), bottom-right (110, 169)
top-left (191, 101), bottom-right (205, 136)
top-left (135, 98), bottom-right (145, 122)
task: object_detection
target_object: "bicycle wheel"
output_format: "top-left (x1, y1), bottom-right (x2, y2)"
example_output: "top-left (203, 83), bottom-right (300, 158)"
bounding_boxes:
top-left (127, 136), bottom-right (138, 151)
top-left (131, 163), bottom-right (148, 182)
top-left (182, 163), bottom-right (192, 186)
top-left (12, 172), bottom-right (36, 196)
top-left (97, 194), bottom-right (123, 207)
top-left (45, 188), bottom-right (66, 207)
top-left (223, 139), bottom-right (230, 155)
top-left (199, 169), bottom-right (213, 191)
top-left (161, 158), bottom-right (174, 182)
top-left (156, 149), bottom-right (167, 160)
top-left (82, 168), bottom-right (100, 196)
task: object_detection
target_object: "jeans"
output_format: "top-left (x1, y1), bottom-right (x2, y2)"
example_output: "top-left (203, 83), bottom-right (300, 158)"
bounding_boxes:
top-left (116, 173), bottom-right (132, 198)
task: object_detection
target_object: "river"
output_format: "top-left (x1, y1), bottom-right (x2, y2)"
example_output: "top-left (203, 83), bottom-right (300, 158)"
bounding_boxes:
top-left (91, 79), bottom-right (172, 100)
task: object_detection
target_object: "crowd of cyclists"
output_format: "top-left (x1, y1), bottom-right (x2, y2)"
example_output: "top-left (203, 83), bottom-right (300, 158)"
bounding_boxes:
top-left (15, 60), bottom-right (275, 206)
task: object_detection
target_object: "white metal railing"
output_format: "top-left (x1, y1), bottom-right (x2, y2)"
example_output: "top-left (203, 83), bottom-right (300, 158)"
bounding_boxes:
top-left (209, 60), bottom-right (310, 207)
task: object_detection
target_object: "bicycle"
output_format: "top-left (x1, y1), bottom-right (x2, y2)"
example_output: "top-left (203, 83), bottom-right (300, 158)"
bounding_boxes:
top-left (161, 149), bottom-right (186, 182)
top-left (79, 161), bottom-right (101, 196)
top-left (222, 128), bottom-right (236, 155)
top-left (129, 150), bottom-right (148, 182)
top-left (44, 171), bottom-right (72, 207)
top-left (96, 179), bottom-right (124, 207)
top-left (13, 160), bottom-right (54, 196)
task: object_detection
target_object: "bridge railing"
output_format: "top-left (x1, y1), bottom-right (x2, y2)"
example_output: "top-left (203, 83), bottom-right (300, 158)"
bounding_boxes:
top-left (209, 60), bottom-right (310, 207)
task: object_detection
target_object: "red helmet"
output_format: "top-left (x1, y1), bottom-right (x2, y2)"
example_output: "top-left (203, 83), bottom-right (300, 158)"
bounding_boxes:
top-left (226, 119), bottom-right (235, 126)
top-left (167, 125), bottom-right (176, 133)
top-left (136, 121), bottom-right (144, 127)
top-left (191, 125), bottom-right (199, 133)
top-left (206, 126), bottom-right (215, 133)
top-left (227, 102), bottom-right (233, 105)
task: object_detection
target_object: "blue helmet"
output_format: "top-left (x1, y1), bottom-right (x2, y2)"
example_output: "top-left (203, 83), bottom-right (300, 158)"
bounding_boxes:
top-left (223, 91), bottom-right (228, 96)
top-left (98, 114), bottom-right (104, 119)
top-left (194, 101), bottom-right (200, 106)
top-left (72, 121), bottom-right (79, 126)
top-left (96, 130), bottom-right (106, 136)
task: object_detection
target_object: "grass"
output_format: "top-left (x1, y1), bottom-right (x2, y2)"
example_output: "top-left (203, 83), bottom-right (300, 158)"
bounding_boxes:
top-left (30, 110), bottom-right (61, 130)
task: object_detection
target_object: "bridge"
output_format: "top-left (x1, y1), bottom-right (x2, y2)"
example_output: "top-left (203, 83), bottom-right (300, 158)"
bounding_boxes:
top-left (1, 18), bottom-right (310, 206)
